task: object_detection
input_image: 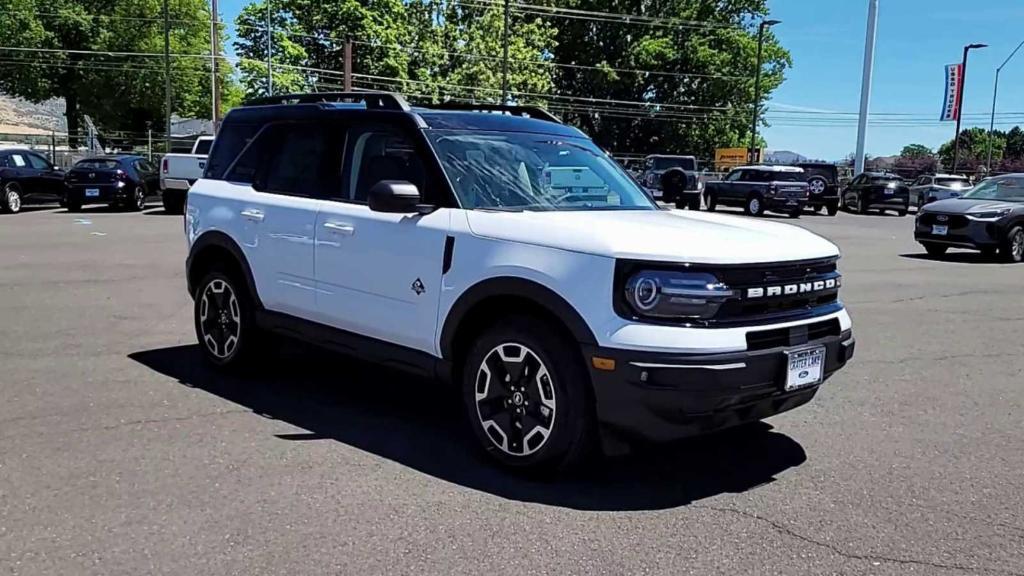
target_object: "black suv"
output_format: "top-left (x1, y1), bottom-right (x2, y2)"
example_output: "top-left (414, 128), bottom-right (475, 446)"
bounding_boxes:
top-left (842, 172), bottom-right (910, 216)
top-left (794, 162), bottom-right (840, 216)
top-left (0, 148), bottom-right (65, 213)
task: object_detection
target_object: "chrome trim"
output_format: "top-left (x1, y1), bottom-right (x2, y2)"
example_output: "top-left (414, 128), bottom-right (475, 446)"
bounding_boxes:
top-left (629, 361), bottom-right (747, 371)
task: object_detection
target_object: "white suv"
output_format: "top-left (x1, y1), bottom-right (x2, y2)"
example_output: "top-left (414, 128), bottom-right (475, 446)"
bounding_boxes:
top-left (184, 93), bottom-right (855, 472)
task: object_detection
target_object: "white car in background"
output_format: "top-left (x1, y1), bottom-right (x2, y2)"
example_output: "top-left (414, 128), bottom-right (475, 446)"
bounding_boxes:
top-left (909, 174), bottom-right (972, 208)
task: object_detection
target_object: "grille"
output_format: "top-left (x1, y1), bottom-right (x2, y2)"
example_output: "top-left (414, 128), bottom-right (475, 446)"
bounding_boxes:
top-left (746, 318), bottom-right (841, 351)
top-left (713, 258), bottom-right (842, 325)
top-left (919, 213), bottom-right (968, 229)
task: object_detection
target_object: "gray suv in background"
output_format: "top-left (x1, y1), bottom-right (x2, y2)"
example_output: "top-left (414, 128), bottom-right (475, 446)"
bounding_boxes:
top-left (909, 174), bottom-right (972, 208)
top-left (639, 154), bottom-right (702, 209)
top-left (915, 174), bottom-right (1024, 262)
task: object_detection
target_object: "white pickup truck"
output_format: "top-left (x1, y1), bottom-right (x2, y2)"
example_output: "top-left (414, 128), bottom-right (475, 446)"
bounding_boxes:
top-left (160, 135), bottom-right (213, 214)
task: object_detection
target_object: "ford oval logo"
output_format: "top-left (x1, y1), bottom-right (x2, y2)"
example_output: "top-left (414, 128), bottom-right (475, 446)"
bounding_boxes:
top-left (937, 215), bottom-right (948, 222)
top-left (88, 172), bottom-right (95, 179)
top-left (798, 370), bottom-right (810, 378)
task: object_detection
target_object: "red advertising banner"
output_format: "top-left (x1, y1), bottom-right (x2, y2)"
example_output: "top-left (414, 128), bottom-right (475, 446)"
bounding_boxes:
top-left (941, 63), bottom-right (963, 121)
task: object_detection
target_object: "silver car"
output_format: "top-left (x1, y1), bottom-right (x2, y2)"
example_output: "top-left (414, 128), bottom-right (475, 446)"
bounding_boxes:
top-left (909, 174), bottom-right (972, 208)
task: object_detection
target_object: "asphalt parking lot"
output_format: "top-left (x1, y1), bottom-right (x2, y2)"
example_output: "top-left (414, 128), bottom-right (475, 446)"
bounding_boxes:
top-left (2, 204), bottom-right (1023, 575)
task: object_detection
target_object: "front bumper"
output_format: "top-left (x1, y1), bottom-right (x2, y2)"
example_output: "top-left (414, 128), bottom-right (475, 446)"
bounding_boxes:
top-left (585, 329), bottom-right (855, 444)
top-left (914, 217), bottom-right (1002, 249)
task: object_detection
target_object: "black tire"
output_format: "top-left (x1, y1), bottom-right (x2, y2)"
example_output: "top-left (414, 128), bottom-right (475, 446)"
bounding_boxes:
top-left (673, 198), bottom-right (687, 210)
top-left (980, 246), bottom-right (998, 258)
top-left (896, 207), bottom-right (907, 217)
top-left (1000, 226), bottom-right (1024, 263)
top-left (130, 184), bottom-right (147, 211)
top-left (857, 194), bottom-right (868, 215)
top-left (807, 176), bottom-right (828, 197)
top-left (787, 210), bottom-right (801, 219)
top-left (744, 195), bottom-right (765, 217)
top-left (825, 200), bottom-right (839, 216)
top-left (924, 243), bottom-right (948, 257)
top-left (193, 267), bottom-right (261, 369)
top-left (162, 193), bottom-right (185, 214)
top-left (687, 195), bottom-right (701, 211)
top-left (461, 315), bottom-right (595, 473)
top-left (2, 182), bottom-right (23, 214)
top-left (706, 194), bottom-right (717, 212)
top-left (66, 194), bottom-right (82, 212)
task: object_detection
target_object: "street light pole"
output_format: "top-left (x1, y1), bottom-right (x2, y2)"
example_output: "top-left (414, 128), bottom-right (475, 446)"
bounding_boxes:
top-left (749, 19), bottom-right (780, 164)
top-left (266, 0), bottom-right (273, 96)
top-left (501, 0), bottom-right (510, 103)
top-left (953, 43), bottom-right (988, 173)
top-left (988, 40), bottom-right (1024, 171)
top-left (854, 0), bottom-right (879, 176)
top-left (211, 0), bottom-right (220, 134)
top-left (163, 0), bottom-right (171, 152)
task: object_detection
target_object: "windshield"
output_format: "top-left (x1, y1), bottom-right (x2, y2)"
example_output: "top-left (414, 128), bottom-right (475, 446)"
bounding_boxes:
top-left (427, 131), bottom-right (657, 211)
top-left (936, 177), bottom-right (970, 189)
top-left (963, 176), bottom-right (1024, 202)
top-left (650, 157), bottom-right (696, 171)
top-left (75, 159), bottom-right (120, 170)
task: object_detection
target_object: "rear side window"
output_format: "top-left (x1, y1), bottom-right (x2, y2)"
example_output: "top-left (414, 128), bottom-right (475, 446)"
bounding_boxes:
top-left (258, 124), bottom-right (335, 197)
top-left (10, 154), bottom-right (26, 167)
top-left (193, 138), bottom-right (213, 155)
top-left (772, 171), bottom-right (805, 183)
top-left (206, 122), bottom-right (261, 179)
top-left (27, 153), bottom-right (51, 170)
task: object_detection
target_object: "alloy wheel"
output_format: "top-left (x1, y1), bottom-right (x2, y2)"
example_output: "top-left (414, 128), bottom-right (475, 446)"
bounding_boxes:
top-left (749, 198), bottom-right (761, 215)
top-left (474, 342), bottom-right (557, 457)
top-left (199, 278), bottom-right (241, 359)
top-left (5, 186), bottom-right (21, 213)
top-left (808, 178), bottom-right (826, 195)
top-left (1013, 229), bottom-right (1024, 261)
top-left (135, 186), bottom-right (146, 210)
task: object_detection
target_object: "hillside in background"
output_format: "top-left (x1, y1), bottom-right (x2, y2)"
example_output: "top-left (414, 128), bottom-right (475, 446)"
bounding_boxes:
top-left (0, 94), bottom-right (66, 135)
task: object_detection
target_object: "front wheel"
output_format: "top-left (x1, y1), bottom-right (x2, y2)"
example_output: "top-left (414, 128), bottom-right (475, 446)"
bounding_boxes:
top-left (461, 316), bottom-right (594, 473)
top-left (706, 194), bottom-right (717, 212)
top-left (744, 195), bottom-right (764, 217)
top-left (1001, 226), bottom-right (1024, 263)
top-left (787, 210), bottom-right (802, 219)
top-left (687, 195), bottom-right (701, 210)
top-left (162, 192), bottom-right (185, 214)
top-left (924, 243), bottom-right (948, 257)
top-left (2, 183), bottom-right (22, 213)
top-left (857, 195), bottom-right (868, 215)
top-left (130, 185), bottom-right (147, 211)
top-left (825, 200), bottom-right (839, 216)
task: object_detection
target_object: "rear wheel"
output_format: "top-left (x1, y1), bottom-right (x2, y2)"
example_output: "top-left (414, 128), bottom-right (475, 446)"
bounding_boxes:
top-left (825, 200), bottom-right (839, 216)
top-left (807, 176), bottom-right (827, 197)
top-left (924, 243), bottom-right (948, 257)
top-left (461, 315), bottom-right (594, 473)
top-left (162, 192), bottom-right (185, 214)
top-left (131, 185), bottom-right (146, 211)
top-left (744, 195), bottom-right (764, 217)
top-left (1001, 226), bottom-right (1024, 263)
top-left (857, 194), bottom-right (868, 215)
top-left (2, 182), bottom-right (23, 213)
top-left (706, 194), bottom-right (717, 212)
top-left (194, 268), bottom-right (261, 368)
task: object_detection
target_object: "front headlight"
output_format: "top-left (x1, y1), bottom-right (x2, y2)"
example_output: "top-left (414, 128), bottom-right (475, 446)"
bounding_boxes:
top-left (968, 208), bottom-right (1011, 220)
top-left (623, 271), bottom-right (737, 319)
top-left (116, 180), bottom-right (126, 188)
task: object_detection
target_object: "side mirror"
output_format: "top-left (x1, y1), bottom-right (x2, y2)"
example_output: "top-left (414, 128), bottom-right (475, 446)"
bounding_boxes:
top-left (368, 180), bottom-right (431, 214)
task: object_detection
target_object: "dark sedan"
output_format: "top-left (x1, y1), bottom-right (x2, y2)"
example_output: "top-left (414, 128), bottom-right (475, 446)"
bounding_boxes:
top-left (64, 155), bottom-right (160, 212)
top-left (0, 149), bottom-right (65, 214)
top-left (842, 172), bottom-right (910, 216)
top-left (915, 174), bottom-right (1024, 262)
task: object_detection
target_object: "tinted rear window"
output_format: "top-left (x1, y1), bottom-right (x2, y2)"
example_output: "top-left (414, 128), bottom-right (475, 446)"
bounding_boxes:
top-left (75, 159), bottom-right (120, 170)
top-left (769, 171), bottom-right (805, 182)
top-left (935, 177), bottom-right (970, 188)
top-left (193, 138), bottom-right (213, 155)
top-left (651, 157), bottom-right (696, 171)
top-left (869, 176), bottom-right (901, 184)
top-left (205, 122), bottom-right (261, 179)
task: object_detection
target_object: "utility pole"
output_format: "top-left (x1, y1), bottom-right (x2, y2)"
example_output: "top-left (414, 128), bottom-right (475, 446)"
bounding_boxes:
top-left (266, 0), bottom-right (273, 95)
top-left (164, 0), bottom-right (172, 152)
top-left (748, 19), bottom-right (780, 164)
top-left (344, 40), bottom-right (353, 91)
top-left (953, 43), bottom-right (988, 173)
top-left (988, 40), bottom-right (1024, 171)
top-left (501, 0), bottom-right (510, 103)
top-left (211, 0), bottom-right (220, 133)
top-left (854, 0), bottom-right (878, 176)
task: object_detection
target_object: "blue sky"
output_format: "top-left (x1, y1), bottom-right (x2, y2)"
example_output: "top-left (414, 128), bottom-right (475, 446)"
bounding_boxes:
top-left (219, 0), bottom-right (1024, 160)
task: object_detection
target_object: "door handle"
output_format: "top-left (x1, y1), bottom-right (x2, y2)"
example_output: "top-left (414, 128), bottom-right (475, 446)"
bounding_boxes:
top-left (240, 209), bottom-right (265, 222)
top-left (323, 221), bottom-right (355, 235)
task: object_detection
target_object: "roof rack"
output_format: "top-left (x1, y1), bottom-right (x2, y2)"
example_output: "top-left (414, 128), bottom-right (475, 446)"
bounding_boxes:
top-left (422, 102), bottom-right (562, 124)
top-left (242, 91), bottom-right (411, 111)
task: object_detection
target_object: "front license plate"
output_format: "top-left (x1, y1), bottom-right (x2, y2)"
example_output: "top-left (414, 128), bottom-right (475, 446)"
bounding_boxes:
top-left (785, 347), bottom-right (825, 391)
top-left (884, 189), bottom-right (894, 195)
top-left (85, 188), bottom-right (100, 197)
top-left (932, 225), bottom-right (948, 235)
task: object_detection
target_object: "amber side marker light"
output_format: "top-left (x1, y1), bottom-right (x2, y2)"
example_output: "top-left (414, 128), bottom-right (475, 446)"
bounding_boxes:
top-left (591, 357), bottom-right (616, 371)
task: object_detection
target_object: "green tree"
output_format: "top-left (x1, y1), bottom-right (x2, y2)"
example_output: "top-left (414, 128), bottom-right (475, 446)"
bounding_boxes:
top-left (0, 0), bottom-right (235, 143)
top-left (233, 0), bottom-right (310, 97)
top-left (1004, 126), bottom-right (1024, 160)
top-left (900, 144), bottom-right (932, 159)
top-left (938, 127), bottom-right (1005, 171)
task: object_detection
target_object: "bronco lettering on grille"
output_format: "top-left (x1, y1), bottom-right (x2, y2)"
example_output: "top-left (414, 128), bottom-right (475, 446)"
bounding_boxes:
top-left (745, 276), bottom-right (841, 299)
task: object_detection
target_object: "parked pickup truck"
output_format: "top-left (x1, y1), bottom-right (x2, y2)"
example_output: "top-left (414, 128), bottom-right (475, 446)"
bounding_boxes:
top-left (704, 165), bottom-right (809, 218)
top-left (160, 135), bottom-right (213, 214)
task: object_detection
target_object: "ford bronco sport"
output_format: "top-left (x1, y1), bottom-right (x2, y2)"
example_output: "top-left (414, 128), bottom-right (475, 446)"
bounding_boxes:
top-left (184, 93), bottom-right (855, 472)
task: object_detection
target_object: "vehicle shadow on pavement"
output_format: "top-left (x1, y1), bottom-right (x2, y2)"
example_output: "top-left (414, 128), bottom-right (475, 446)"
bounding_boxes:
top-left (900, 252), bottom-right (1005, 264)
top-left (129, 343), bottom-right (807, 512)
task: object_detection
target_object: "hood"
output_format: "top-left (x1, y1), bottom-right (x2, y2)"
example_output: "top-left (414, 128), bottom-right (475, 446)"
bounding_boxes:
top-left (922, 198), bottom-right (1021, 214)
top-left (465, 209), bottom-right (839, 264)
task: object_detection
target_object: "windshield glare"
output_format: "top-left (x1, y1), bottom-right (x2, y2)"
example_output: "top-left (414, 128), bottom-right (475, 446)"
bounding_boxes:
top-left (963, 177), bottom-right (1024, 202)
top-left (428, 131), bottom-right (657, 211)
top-left (936, 178), bottom-right (970, 189)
